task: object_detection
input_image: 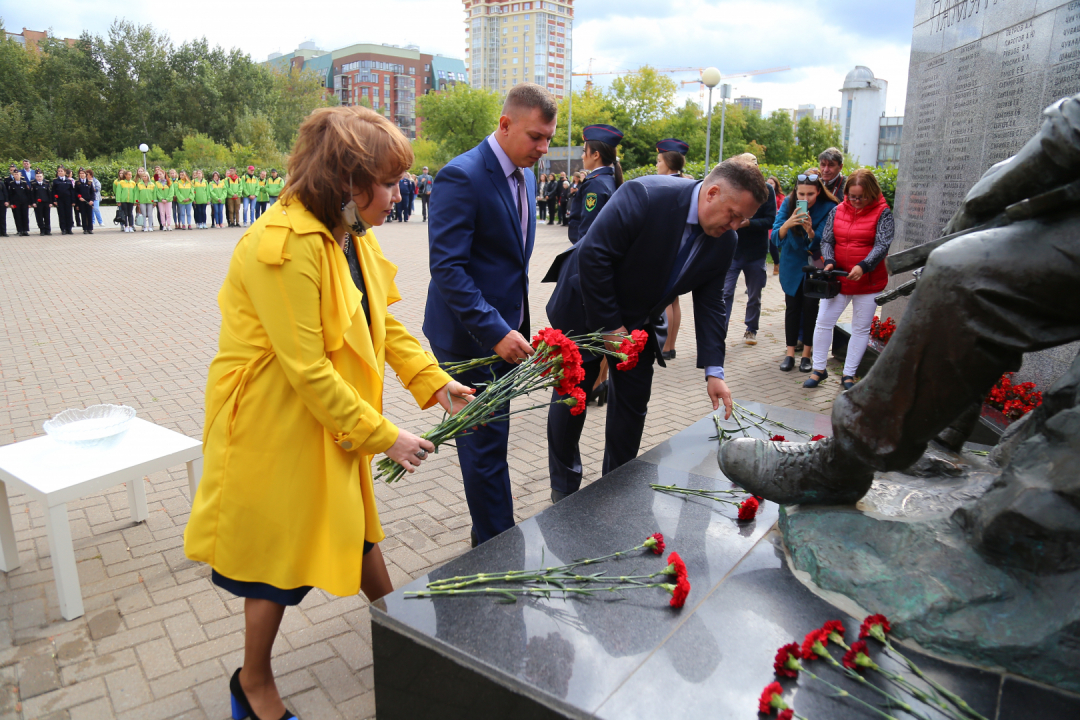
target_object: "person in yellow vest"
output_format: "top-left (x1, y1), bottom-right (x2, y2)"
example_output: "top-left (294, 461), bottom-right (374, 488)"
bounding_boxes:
top-left (255, 169), bottom-right (269, 221)
top-left (192, 169), bottom-right (210, 229)
top-left (174, 171), bottom-right (195, 230)
top-left (135, 168), bottom-right (157, 232)
top-left (225, 168), bottom-right (243, 227)
top-left (155, 169), bottom-right (174, 231)
top-left (184, 105), bottom-right (474, 720)
top-left (209, 171), bottom-right (227, 228)
top-left (241, 165), bottom-right (259, 226)
top-left (265, 168), bottom-right (284, 209)
top-left (115, 169), bottom-right (137, 232)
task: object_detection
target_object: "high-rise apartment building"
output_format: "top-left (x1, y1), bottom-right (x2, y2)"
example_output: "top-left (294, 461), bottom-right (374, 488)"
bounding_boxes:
top-left (463, 0), bottom-right (574, 97)
top-left (733, 96), bottom-right (763, 114)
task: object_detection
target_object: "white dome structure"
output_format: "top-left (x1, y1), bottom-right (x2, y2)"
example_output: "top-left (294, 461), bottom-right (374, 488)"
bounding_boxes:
top-left (840, 66), bottom-right (888, 165)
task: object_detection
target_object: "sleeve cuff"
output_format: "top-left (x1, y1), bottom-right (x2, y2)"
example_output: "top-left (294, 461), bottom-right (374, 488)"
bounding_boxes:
top-left (334, 413), bottom-right (399, 455)
top-left (705, 366), bottom-right (725, 380)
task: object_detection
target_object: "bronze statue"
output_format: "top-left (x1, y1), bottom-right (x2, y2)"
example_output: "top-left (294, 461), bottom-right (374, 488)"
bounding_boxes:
top-left (719, 92), bottom-right (1080, 570)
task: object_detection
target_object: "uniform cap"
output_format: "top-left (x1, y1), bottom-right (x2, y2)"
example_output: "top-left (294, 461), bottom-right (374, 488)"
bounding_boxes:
top-left (583, 124), bottom-right (623, 147)
top-left (656, 138), bottom-right (689, 155)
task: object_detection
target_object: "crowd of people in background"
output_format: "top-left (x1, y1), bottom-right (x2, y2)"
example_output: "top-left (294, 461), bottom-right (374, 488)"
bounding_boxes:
top-left (2, 161), bottom-right (288, 235)
top-left (2, 160), bottom-right (104, 236)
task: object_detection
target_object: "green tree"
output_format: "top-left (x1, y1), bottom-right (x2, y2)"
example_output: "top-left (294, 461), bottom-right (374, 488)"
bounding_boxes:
top-left (415, 83), bottom-right (501, 162)
top-left (793, 116), bottom-right (842, 167)
top-left (556, 86), bottom-right (614, 147)
top-left (608, 66), bottom-right (678, 167)
top-left (171, 133), bottom-right (231, 171)
top-left (268, 66), bottom-right (337, 152)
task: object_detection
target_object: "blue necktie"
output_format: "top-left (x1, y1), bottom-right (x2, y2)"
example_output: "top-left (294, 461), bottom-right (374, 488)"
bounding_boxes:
top-left (663, 225), bottom-right (701, 300)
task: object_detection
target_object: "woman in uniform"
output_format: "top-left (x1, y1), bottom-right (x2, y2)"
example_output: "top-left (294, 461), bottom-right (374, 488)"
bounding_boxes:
top-left (51, 167), bottom-right (75, 235)
top-left (183, 105), bottom-right (472, 720)
top-left (567, 124), bottom-right (623, 245)
top-left (116, 170), bottom-right (137, 232)
top-left (136, 168), bottom-right (157, 232)
top-left (155, 170), bottom-right (174, 231)
top-left (255, 170), bottom-right (269, 221)
top-left (74, 168), bottom-right (96, 234)
top-left (654, 138), bottom-right (691, 360)
top-left (174, 171), bottom-right (194, 230)
top-left (32, 170), bottom-right (52, 235)
top-left (265, 168), bottom-right (284, 209)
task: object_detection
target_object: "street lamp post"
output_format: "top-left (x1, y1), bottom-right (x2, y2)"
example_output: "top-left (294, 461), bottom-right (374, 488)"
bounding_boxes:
top-left (718, 83), bottom-right (731, 163)
top-left (139, 143), bottom-right (149, 171)
top-left (701, 67), bottom-right (721, 169)
top-left (566, 34), bottom-right (573, 178)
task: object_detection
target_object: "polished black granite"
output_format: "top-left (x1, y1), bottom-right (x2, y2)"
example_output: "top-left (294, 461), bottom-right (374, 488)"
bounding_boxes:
top-left (371, 407), bottom-right (1080, 719)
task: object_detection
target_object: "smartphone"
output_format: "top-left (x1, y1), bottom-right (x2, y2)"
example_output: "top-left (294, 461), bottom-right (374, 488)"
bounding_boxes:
top-left (796, 200), bottom-right (808, 214)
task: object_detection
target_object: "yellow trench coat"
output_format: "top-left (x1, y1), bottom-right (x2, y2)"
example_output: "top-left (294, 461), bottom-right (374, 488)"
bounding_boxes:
top-left (184, 199), bottom-right (450, 597)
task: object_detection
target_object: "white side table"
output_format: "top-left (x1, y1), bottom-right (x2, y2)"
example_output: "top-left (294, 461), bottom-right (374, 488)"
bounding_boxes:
top-left (0, 418), bottom-right (202, 620)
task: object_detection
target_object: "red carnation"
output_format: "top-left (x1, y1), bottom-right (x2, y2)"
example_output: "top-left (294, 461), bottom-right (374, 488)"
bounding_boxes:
top-left (758, 682), bottom-right (787, 714)
top-left (842, 640), bottom-right (874, 672)
top-left (821, 619), bottom-right (846, 645)
top-left (778, 711), bottom-right (794, 720)
top-left (615, 329), bottom-right (649, 371)
top-left (667, 575), bottom-right (690, 608)
top-left (769, 434), bottom-right (785, 442)
top-left (663, 551), bottom-right (687, 579)
top-left (810, 434), bottom-right (825, 441)
top-left (568, 386), bottom-right (587, 416)
top-left (801, 628), bottom-right (828, 660)
top-left (738, 496), bottom-right (759, 521)
top-left (773, 643), bottom-right (802, 678)
top-left (643, 532), bottom-right (665, 555)
top-left (859, 613), bottom-right (891, 642)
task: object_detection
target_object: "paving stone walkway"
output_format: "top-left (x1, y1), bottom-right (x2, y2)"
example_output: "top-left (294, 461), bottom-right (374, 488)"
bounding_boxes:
top-left (0, 211), bottom-right (854, 719)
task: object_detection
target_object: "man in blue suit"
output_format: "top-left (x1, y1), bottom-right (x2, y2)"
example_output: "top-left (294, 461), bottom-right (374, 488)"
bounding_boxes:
top-left (424, 83), bottom-right (559, 546)
top-left (544, 160), bottom-right (769, 501)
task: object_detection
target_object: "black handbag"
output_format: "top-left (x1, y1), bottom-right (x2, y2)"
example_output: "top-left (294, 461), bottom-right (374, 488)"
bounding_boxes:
top-left (802, 265), bottom-right (848, 300)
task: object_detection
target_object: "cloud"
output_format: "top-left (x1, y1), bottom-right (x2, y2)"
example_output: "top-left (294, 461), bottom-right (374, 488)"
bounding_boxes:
top-left (10, 0), bottom-right (915, 116)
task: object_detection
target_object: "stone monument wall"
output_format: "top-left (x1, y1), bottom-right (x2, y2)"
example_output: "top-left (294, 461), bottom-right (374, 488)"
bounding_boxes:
top-left (889, 0), bottom-right (1080, 387)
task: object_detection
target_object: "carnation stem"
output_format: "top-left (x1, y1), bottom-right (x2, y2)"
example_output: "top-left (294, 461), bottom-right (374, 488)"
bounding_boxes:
top-left (815, 648), bottom-right (931, 720)
top-left (800, 668), bottom-right (902, 720)
top-left (649, 484), bottom-right (746, 508)
top-left (406, 581), bottom-right (673, 602)
top-left (883, 642), bottom-right (988, 720)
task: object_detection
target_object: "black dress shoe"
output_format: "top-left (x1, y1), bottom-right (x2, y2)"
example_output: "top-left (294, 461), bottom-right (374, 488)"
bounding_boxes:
top-left (779, 356), bottom-right (795, 372)
top-left (470, 530), bottom-right (479, 548)
top-left (661, 350), bottom-right (676, 360)
top-left (551, 488), bottom-right (572, 503)
top-left (799, 357), bottom-right (813, 373)
top-left (595, 380), bottom-right (608, 407)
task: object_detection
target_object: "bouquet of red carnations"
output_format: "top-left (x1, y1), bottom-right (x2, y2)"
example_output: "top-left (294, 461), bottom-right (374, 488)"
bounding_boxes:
top-left (984, 372), bottom-right (1042, 420)
top-left (870, 316), bottom-right (896, 344)
top-left (374, 327), bottom-right (649, 484)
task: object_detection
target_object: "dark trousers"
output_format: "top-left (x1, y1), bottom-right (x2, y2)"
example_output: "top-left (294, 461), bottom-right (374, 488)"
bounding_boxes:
top-left (74, 203), bottom-right (81, 226)
top-left (193, 203), bottom-right (207, 225)
top-left (430, 343), bottom-right (516, 544)
top-left (56, 202), bottom-right (74, 233)
top-left (722, 255), bottom-right (768, 334)
top-left (420, 194), bottom-right (430, 220)
top-left (547, 351), bottom-right (655, 494)
top-left (784, 284), bottom-right (819, 347)
top-left (547, 198), bottom-right (558, 224)
top-left (538, 200), bottom-right (547, 221)
top-left (34, 204), bottom-right (51, 234)
top-left (835, 214), bottom-right (1080, 471)
top-left (558, 201), bottom-right (569, 225)
top-left (119, 202), bottom-right (135, 228)
top-left (0, 206), bottom-right (7, 235)
top-left (13, 204), bottom-right (30, 234)
top-left (77, 203), bottom-right (93, 232)
top-left (255, 201), bottom-right (267, 219)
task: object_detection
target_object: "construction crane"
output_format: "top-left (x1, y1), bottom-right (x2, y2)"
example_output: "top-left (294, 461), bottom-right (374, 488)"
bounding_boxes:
top-left (680, 66), bottom-right (790, 100)
top-left (575, 65), bottom-right (704, 88)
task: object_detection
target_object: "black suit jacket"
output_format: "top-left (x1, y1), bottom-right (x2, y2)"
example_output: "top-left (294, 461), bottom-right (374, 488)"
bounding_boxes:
top-left (545, 175), bottom-right (737, 369)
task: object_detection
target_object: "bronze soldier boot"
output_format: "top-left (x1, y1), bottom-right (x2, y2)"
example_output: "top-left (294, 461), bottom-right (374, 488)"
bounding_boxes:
top-left (718, 437), bottom-right (875, 505)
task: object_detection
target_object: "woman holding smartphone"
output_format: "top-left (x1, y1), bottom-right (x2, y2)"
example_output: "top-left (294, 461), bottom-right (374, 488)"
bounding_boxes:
top-left (772, 171), bottom-right (837, 373)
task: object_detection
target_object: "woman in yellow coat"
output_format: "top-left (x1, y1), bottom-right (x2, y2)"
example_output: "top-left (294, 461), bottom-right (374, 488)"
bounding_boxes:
top-left (184, 106), bottom-right (472, 720)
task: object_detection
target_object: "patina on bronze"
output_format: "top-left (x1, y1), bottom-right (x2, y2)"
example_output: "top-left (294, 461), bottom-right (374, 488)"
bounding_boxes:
top-left (720, 91), bottom-right (1080, 557)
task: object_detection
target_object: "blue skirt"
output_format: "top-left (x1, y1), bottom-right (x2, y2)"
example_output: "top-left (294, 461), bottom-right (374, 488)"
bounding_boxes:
top-left (210, 541), bottom-right (375, 606)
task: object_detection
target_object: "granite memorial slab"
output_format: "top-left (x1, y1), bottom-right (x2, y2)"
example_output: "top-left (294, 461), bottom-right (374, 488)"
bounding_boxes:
top-left (890, 0), bottom-right (1080, 387)
top-left (371, 404), bottom-right (1080, 718)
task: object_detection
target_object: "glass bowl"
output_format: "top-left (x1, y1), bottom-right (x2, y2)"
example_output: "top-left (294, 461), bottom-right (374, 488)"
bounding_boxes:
top-left (43, 404), bottom-right (137, 444)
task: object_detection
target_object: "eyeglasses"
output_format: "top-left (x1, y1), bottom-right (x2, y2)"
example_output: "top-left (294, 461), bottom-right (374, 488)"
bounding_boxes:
top-left (797, 174), bottom-right (820, 182)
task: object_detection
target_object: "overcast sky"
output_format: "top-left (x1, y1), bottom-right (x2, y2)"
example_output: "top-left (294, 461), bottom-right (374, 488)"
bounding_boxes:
top-left (7, 0), bottom-right (915, 116)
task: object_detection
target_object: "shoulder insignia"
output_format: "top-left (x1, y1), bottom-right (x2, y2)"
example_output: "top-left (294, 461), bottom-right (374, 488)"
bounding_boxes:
top-left (585, 193), bottom-right (598, 212)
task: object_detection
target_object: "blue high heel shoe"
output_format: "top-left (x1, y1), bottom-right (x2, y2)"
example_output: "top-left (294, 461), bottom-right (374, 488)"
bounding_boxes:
top-left (230, 669), bottom-right (296, 720)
